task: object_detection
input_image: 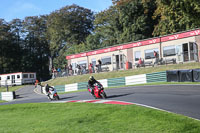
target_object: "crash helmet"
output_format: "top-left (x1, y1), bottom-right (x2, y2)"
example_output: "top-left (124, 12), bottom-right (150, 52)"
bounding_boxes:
top-left (89, 76), bottom-right (94, 81)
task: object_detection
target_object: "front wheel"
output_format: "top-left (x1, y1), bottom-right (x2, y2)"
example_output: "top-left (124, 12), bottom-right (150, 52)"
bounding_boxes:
top-left (101, 91), bottom-right (107, 99)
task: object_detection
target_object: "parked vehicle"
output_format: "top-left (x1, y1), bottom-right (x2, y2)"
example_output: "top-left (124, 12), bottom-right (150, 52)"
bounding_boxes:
top-left (0, 72), bottom-right (36, 86)
top-left (88, 83), bottom-right (107, 99)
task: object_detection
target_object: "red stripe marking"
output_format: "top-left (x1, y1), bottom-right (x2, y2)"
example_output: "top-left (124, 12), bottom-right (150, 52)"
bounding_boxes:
top-left (103, 101), bottom-right (133, 105)
top-left (85, 100), bottom-right (100, 103)
top-left (66, 100), bottom-right (80, 103)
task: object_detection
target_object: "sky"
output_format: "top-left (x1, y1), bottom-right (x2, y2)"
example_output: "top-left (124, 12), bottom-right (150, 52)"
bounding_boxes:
top-left (0, 0), bottom-right (113, 22)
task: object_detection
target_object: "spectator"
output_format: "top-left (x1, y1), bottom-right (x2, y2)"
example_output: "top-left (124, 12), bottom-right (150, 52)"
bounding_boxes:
top-left (52, 67), bottom-right (56, 78)
top-left (69, 64), bottom-right (72, 76)
top-left (57, 67), bottom-right (61, 77)
top-left (137, 58), bottom-right (143, 68)
top-left (154, 51), bottom-right (159, 65)
top-left (35, 79), bottom-right (39, 88)
top-left (98, 59), bottom-right (102, 72)
top-left (92, 63), bottom-right (95, 73)
top-left (89, 63), bottom-right (93, 73)
top-left (55, 67), bottom-right (58, 77)
top-left (77, 64), bottom-right (81, 75)
top-left (64, 65), bottom-right (69, 76)
top-left (57, 67), bottom-right (61, 73)
top-left (82, 65), bottom-right (87, 74)
top-left (95, 65), bottom-right (98, 73)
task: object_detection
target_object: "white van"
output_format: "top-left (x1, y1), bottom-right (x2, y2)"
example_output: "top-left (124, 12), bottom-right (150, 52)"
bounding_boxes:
top-left (0, 72), bottom-right (36, 86)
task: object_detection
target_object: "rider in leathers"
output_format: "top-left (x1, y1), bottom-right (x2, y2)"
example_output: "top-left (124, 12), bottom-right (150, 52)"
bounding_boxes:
top-left (88, 76), bottom-right (100, 97)
top-left (45, 84), bottom-right (54, 99)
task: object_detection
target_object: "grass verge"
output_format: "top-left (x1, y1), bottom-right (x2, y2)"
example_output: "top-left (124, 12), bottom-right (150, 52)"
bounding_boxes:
top-left (0, 103), bottom-right (200, 133)
top-left (0, 85), bottom-right (25, 92)
top-left (44, 62), bottom-right (200, 86)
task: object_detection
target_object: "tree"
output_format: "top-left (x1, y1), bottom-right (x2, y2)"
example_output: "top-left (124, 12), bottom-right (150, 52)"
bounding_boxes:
top-left (0, 19), bottom-right (21, 73)
top-left (47, 4), bottom-right (94, 68)
top-left (92, 6), bottom-right (122, 47)
top-left (153, 0), bottom-right (200, 36)
top-left (21, 16), bottom-right (50, 79)
top-left (114, 0), bottom-right (157, 42)
top-left (88, 0), bottom-right (157, 49)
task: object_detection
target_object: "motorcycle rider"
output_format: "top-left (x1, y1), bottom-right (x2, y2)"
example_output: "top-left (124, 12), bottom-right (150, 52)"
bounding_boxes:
top-left (88, 76), bottom-right (100, 97)
top-left (45, 84), bottom-right (54, 99)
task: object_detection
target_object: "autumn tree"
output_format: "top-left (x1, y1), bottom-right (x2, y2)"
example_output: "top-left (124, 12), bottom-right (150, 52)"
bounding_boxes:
top-left (47, 4), bottom-right (94, 68)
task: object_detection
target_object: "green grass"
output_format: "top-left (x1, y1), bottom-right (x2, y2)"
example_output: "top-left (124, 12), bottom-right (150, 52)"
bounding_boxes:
top-left (0, 103), bottom-right (200, 133)
top-left (44, 62), bottom-right (200, 86)
top-left (0, 85), bottom-right (24, 92)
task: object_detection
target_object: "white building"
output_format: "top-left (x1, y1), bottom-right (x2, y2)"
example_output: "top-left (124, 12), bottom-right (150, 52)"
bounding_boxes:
top-left (66, 29), bottom-right (200, 74)
top-left (0, 72), bottom-right (36, 86)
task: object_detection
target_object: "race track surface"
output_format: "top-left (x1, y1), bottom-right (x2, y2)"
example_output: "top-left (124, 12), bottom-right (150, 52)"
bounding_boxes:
top-left (1, 84), bottom-right (200, 120)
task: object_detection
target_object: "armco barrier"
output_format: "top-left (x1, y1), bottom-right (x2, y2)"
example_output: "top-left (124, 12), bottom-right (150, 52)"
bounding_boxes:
top-left (1, 92), bottom-right (14, 101)
top-left (166, 70), bottom-right (179, 82)
top-left (179, 69), bottom-right (193, 82)
top-left (98, 79), bottom-right (108, 88)
top-left (78, 82), bottom-right (88, 90)
top-left (50, 70), bottom-right (200, 94)
top-left (65, 83), bottom-right (78, 92)
top-left (146, 71), bottom-right (167, 83)
top-left (193, 69), bottom-right (200, 82)
top-left (108, 77), bottom-right (125, 87)
top-left (54, 85), bottom-right (65, 93)
top-left (125, 74), bottom-right (146, 85)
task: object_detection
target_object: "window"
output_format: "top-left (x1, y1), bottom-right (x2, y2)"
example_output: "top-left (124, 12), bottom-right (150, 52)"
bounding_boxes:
top-left (30, 74), bottom-right (34, 78)
top-left (163, 45), bottom-right (176, 57)
top-left (7, 76), bottom-right (10, 80)
top-left (135, 51), bottom-right (141, 61)
top-left (72, 62), bottom-right (77, 70)
top-left (91, 59), bottom-right (96, 66)
top-left (101, 56), bottom-right (111, 65)
top-left (78, 60), bottom-right (87, 68)
top-left (145, 48), bottom-right (159, 59)
top-left (0, 77), bottom-right (1, 80)
top-left (23, 74), bottom-right (28, 78)
top-left (17, 75), bottom-right (20, 79)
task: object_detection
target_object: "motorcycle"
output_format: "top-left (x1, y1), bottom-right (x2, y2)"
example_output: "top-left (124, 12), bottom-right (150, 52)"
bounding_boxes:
top-left (88, 83), bottom-right (107, 99)
top-left (47, 88), bottom-right (60, 101)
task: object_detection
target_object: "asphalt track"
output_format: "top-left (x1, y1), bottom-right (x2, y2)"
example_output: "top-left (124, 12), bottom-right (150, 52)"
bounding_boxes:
top-left (1, 84), bottom-right (200, 120)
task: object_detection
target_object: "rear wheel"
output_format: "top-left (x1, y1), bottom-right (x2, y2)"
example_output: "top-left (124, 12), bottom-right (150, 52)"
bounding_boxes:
top-left (101, 91), bottom-right (107, 99)
top-left (55, 95), bottom-right (60, 100)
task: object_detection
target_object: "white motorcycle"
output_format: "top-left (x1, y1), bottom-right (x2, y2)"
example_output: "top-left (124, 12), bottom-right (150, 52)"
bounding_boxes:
top-left (47, 88), bottom-right (60, 100)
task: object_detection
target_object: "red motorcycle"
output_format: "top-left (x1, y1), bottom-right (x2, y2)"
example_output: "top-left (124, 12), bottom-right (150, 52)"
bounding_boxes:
top-left (88, 83), bottom-right (107, 99)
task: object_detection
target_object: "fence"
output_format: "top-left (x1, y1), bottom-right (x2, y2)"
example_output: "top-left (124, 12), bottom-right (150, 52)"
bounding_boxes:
top-left (167, 69), bottom-right (200, 82)
top-left (48, 69), bottom-right (200, 94)
top-left (0, 92), bottom-right (15, 101)
top-left (44, 71), bottom-right (167, 94)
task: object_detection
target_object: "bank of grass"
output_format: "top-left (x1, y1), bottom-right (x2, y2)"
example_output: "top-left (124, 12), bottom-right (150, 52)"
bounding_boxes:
top-left (0, 100), bottom-right (6, 103)
top-left (45, 62), bottom-right (200, 86)
top-left (0, 85), bottom-right (24, 92)
top-left (0, 103), bottom-right (200, 133)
